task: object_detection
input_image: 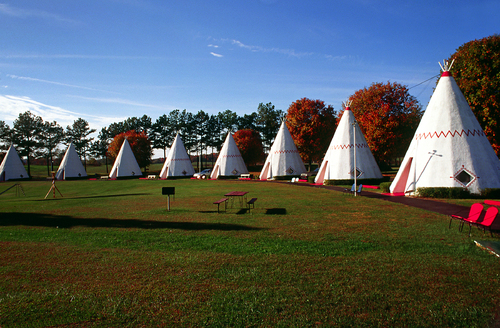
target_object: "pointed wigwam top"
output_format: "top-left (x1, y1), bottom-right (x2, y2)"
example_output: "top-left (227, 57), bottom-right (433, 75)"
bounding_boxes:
top-left (0, 145), bottom-right (29, 181)
top-left (390, 60), bottom-right (500, 195)
top-left (159, 133), bottom-right (195, 179)
top-left (109, 139), bottom-right (142, 179)
top-left (259, 120), bottom-right (306, 180)
top-left (314, 102), bottom-right (382, 184)
top-left (210, 132), bottom-right (248, 179)
top-left (55, 142), bottom-right (87, 180)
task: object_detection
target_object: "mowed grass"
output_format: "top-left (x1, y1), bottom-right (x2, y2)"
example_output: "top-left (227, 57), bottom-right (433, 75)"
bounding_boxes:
top-left (1, 179), bottom-right (500, 327)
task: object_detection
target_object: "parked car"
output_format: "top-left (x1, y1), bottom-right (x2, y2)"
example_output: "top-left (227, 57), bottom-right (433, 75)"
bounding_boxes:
top-left (193, 169), bottom-right (211, 179)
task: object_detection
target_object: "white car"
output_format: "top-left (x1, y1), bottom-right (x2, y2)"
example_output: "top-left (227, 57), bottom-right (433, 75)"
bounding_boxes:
top-left (193, 169), bottom-right (211, 179)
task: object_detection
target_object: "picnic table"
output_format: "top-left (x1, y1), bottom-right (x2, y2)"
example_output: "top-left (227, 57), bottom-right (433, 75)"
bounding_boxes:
top-left (224, 191), bottom-right (249, 208)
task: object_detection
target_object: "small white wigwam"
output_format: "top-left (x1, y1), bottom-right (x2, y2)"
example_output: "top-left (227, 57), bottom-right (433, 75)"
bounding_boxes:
top-left (159, 133), bottom-right (195, 179)
top-left (55, 142), bottom-right (87, 180)
top-left (315, 101), bottom-right (382, 184)
top-left (259, 120), bottom-right (306, 180)
top-left (0, 145), bottom-right (29, 181)
top-left (210, 132), bottom-right (248, 179)
top-left (109, 138), bottom-right (142, 179)
top-left (390, 60), bottom-right (500, 195)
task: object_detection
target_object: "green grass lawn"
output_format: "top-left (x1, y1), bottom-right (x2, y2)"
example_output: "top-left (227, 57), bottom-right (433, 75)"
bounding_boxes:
top-left (1, 178), bottom-right (500, 327)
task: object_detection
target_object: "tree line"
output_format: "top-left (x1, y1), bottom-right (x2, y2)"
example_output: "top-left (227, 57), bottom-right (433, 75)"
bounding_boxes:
top-left (0, 103), bottom-right (285, 176)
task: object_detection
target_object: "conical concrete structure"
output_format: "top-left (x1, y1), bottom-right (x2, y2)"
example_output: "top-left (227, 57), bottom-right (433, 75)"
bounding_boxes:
top-left (55, 143), bottom-right (87, 180)
top-left (159, 133), bottom-right (195, 179)
top-left (210, 132), bottom-right (248, 179)
top-left (0, 145), bottom-right (29, 181)
top-left (109, 139), bottom-right (142, 179)
top-left (259, 121), bottom-right (306, 180)
top-left (390, 61), bottom-right (500, 195)
top-left (315, 103), bottom-right (382, 184)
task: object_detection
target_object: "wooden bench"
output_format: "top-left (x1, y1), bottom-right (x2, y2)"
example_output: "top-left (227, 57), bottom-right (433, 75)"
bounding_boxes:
top-left (100, 175), bottom-right (109, 180)
top-left (213, 198), bottom-right (229, 213)
top-left (247, 198), bottom-right (258, 213)
top-left (239, 173), bottom-right (251, 180)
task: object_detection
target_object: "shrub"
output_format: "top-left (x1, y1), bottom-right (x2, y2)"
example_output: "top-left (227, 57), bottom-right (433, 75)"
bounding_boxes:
top-left (416, 187), bottom-right (471, 199)
top-left (480, 188), bottom-right (500, 199)
top-left (380, 182), bottom-right (392, 193)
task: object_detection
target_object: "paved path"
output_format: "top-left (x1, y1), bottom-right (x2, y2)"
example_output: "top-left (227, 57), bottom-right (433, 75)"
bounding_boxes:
top-left (274, 181), bottom-right (472, 217)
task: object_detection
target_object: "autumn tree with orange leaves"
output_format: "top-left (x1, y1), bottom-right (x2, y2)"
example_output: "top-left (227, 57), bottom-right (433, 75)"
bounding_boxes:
top-left (447, 34), bottom-right (500, 156)
top-left (286, 98), bottom-right (336, 170)
top-left (233, 129), bottom-right (264, 166)
top-left (347, 82), bottom-right (422, 165)
top-left (107, 130), bottom-right (152, 170)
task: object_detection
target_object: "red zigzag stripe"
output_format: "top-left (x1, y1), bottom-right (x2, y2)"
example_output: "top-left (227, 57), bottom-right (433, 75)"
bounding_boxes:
top-left (273, 150), bottom-right (299, 154)
top-left (415, 129), bottom-right (485, 140)
top-left (169, 158), bottom-right (191, 161)
top-left (221, 155), bottom-right (242, 158)
top-left (330, 144), bottom-right (369, 150)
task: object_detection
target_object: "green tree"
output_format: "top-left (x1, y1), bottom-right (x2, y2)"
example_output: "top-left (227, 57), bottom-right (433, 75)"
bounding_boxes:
top-left (347, 82), bottom-right (422, 164)
top-left (237, 113), bottom-right (258, 131)
top-left (39, 121), bottom-right (65, 175)
top-left (10, 111), bottom-right (44, 177)
top-left (0, 120), bottom-right (11, 149)
top-left (151, 114), bottom-right (175, 159)
top-left (65, 118), bottom-right (96, 169)
top-left (90, 127), bottom-right (112, 173)
top-left (286, 98), bottom-right (337, 170)
top-left (447, 34), bottom-right (500, 155)
top-left (255, 102), bottom-right (283, 152)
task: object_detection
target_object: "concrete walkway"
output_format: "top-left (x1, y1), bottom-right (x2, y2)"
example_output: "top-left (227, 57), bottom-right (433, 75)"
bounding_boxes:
top-left (279, 181), bottom-right (472, 217)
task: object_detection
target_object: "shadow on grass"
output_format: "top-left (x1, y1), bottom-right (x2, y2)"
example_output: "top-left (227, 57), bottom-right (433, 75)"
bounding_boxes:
top-left (265, 208), bottom-right (287, 215)
top-left (34, 193), bottom-right (152, 201)
top-left (0, 212), bottom-right (265, 231)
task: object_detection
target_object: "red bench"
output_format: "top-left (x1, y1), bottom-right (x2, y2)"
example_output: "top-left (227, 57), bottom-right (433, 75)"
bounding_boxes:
top-left (213, 198), bottom-right (229, 213)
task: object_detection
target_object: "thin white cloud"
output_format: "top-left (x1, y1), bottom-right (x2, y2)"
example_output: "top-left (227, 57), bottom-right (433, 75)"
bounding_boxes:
top-left (0, 3), bottom-right (80, 25)
top-left (208, 44), bottom-right (219, 48)
top-left (211, 38), bottom-right (346, 60)
top-left (7, 74), bottom-right (118, 94)
top-left (70, 95), bottom-right (166, 110)
top-left (210, 52), bottom-right (223, 58)
top-left (0, 95), bottom-right (125, 129)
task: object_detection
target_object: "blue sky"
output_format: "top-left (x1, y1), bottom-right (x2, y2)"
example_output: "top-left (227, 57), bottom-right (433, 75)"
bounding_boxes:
top-left (0, 0), bottom-right (499, 133)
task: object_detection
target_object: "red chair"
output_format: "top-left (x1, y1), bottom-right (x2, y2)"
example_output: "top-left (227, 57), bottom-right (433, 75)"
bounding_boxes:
top-left (465, 206), bottom-right (499, 237)
top-left (449, 203), bottom-right (483, 231)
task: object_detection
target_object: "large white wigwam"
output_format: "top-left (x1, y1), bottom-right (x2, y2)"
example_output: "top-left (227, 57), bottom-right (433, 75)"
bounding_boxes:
top-left (159, 133), bottom-right (195, 179)
top-left (390, 60), bottom-right (500, 195)
top-left (315, 102), bottom-right (382, 184)
top-left (210, 132), bottom-right (248, 179)
top-left (55, 143), bottom-right (87, 180)
top-left (109, 139), bottom-right (142, 179)
top-left (0, 145), bottom-right (29, 181)
top-left (259, 120), bottom-right (306, 180)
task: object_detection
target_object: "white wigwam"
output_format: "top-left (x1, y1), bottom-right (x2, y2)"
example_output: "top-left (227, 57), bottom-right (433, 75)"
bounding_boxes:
top-left (210, 132), bottom-right (248, 179)
top-left (55, 142), bottom-right (87, 180)
top-left (259, 120), bottom-right (306, 180)
top-left (0, 145), bottom-right (29, 181)
top-left (390, 60), bottom-right (500, 195)
top-left (159, 133), bottom-right (195, 179)
top-left (109, 138), bottom-right (142, 179)
top-left (315, 102), bottom-right (382, 184)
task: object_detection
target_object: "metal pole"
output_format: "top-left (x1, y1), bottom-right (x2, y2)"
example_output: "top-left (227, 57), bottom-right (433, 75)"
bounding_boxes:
top-left (353, 121), bottom-right (357, 197)
top-left (167, 195), bottom-right (171, 211)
